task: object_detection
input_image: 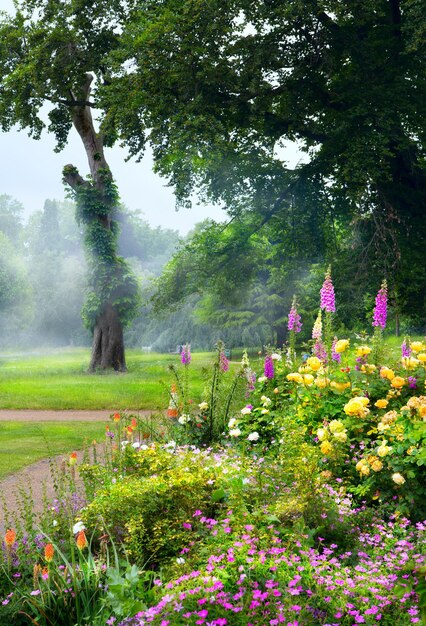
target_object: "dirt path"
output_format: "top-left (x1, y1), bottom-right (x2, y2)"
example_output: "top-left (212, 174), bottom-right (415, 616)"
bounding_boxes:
top-left (0, 409), bottom-right (157, 421)
top-left (0, 409), bottom-right (159, 532)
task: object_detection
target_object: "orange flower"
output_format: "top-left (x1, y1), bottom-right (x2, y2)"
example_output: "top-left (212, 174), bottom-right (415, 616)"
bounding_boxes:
top-left (4, 529), bottom-right (16, 548)
top-left (76, 530), bottom-right (88, 550)
top-left (44, 543), bottom-right (54, 562)
top-left (113, 412), bottom-right (120, 422)
top-left (126, 426), bottom-right (133, 436)
top-left (69, 452), bottom-right (77, 466)
top-left (131, 418), bottom-right (137, 428)
top-left (105, 424), bottom-right (110, 432)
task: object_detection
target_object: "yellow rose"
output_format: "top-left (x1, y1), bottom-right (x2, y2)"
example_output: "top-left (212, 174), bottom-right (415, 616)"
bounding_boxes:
top-left (320, 440), bottom-right (333, 455)
top-left (329, 420), bottom-right (345, 433)
top-left (377, 443), bottom-right (392, 457)
top-left (306, 356), bottom-right (322, 371)
top-left (287, 373), bottom-right (304, 383)
top-left (417, 353), bottom-right (426, 363)
top-left (401, 356), bottom-right (420, 370)
top-left (419, 405), bottom-right (426, 418)
top-left (410, 341), bottom-right (424, 353)
top-left (356, 345), bottom-right (372, 357)
top-left (303, 374), bottom-right (315, 386)
top-left (330, 381), bottom-right (348, 392)
top-left (371, 459), bottom-right (383, 472)
top-left (334, 339), bottom-right (350, 353)
top-left (314, 377), bottom-right (330, 389)
top-left (391, 376), bottom-right (406, 388)
top-left (333, 431), bottom-right (347, 443)
top-left (380, 367), bottom-right (395, 381)
top-left (375, 399), bottom-right (388, 409)
top-left (355, 460), bottom-right (370, 476)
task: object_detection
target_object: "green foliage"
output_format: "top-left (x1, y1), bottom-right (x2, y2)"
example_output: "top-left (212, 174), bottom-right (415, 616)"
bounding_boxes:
top-left (81, 447), bottom-right (220, 567)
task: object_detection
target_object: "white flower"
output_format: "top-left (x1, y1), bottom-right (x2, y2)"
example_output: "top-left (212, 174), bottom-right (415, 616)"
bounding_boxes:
top-left (260, 395), bottom-right (271, 406)
top-left (228, 418), bottom-right (238, 429)
top-left (140, 444), bottom-right (148, 451)
top-left (316, 428), bottom-right (327, 441)
top-left (392, 472), bottom-right (405, 485)
top-left (132, 442), bottom-right (141, 448)
top-left (178, 414), bottom-right (191, 424)
top-left (73, 521), bottom-right (86, 534)
top-left (240, 407), bottom-right (252, 415)
top-left (176, 557), bottom-right (185, 564)
top-left (258, 375), bottom-right (267, 383)
top-left (261, 408), bottom-right (269, 415)
top-left (271, 353), bottom-right (282, 361)
top-left (121, 440), bottom-right (130, 448)
top-left (52, 520), bottom-right (58, 527)
top-left (164, 440), bottom-right (176, 448)
top-left (198, 401), bottom-right (209, 411)
top-left (229, 428), bottom-right (242, 437)
top-left (247, 432), bottom-right (260, 441)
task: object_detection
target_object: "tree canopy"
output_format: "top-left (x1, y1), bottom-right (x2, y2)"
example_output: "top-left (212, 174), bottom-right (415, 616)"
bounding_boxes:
top-left (104, 0), bottom-right (426, 322)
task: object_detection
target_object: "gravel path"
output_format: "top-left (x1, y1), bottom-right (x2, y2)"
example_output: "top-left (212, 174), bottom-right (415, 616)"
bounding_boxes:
top-left (0, 409), bottom-right (158, 532)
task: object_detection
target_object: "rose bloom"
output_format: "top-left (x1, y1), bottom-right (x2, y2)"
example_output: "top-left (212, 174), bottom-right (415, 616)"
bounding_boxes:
top-left (247, 432), bottom-right (260, 441)
top-left (356, 460), bottom-right (370, 476)
top-left (306, 356), bottom-right (322, 371)
top-left (330, 381), bottom-right (350, 393)
top-left (380, 367), bottom-right (395, 380)
top-left (371, 459), bottom-right (383, 472)
top-left (329, 420), bottom-right (345, 433)
top-left (334, 339), bottom-right (350, 353)
top-left (333, 431), bottom-right (347, 443)
top-left (303, 374), bottom-right (315, 386)
top-left (417, 353), bottom-right (426, 363)
top-left (391, 376), bottom-right (406, 388)
top-left (229, 428), bottom-right (241, 437)
top-left (410, 341), bottom-right (424, 353)
top-left (356, 345), bottom-right (372, 357)
top-left (401, 356), bottom-right (420, 370)
top-left (392, 472), bottom-right (405, 485)
top-left (315, 377), bottom-right (330, 389)
top-left (317, 427), bottom-right (327, 441)
top-left (320, 440), bottom-right (333, 455)
top-left (287, 372), bottom-right (304, 383)
top-left (377, 443), bottom-right (392, 457)
top-left (375, 399), bottom-right (389, 409)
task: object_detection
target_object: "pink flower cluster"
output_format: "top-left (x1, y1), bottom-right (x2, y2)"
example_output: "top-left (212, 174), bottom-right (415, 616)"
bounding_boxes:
top-left (287, 301), bottom-right (302, 333)
top-left (181, 344), bottom-right (191, 365)
top-left (264, 355), bottom-right (275, 379)
top-left (372, 280), bottom-right (387, 329)
top-left (320, 269), bottom-right (336, 313)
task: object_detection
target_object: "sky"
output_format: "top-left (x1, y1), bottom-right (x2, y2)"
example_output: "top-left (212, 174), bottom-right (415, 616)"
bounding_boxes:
top-left (0, 0), bottom-right (303, 234)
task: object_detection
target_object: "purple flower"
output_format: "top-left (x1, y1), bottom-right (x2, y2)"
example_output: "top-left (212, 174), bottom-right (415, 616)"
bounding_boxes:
top-left (264, 355), bottom-right (275, 379)
top-left (320, 267), bottom-right (336, 313)
top-left (288, 297), bottom-right (302, 333)
top-left (402, 340), bottom-right (412, 358)
top-left (372, 280), bottom-right (387, 329)
top-left (181, 344), bottom-right (191, 365)
top-left (219, 350), bottom-right (229, 372)
top-left (408, 376), bottom-right (417, 389)
top-left (314, 340), bottom-right (327, 361)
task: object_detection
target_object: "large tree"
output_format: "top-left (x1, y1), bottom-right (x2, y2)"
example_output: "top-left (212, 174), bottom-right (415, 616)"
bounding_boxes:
top-left (0, 0), bottom-right (140, 370)
top-left (104, 0), bottom-right (426, 320)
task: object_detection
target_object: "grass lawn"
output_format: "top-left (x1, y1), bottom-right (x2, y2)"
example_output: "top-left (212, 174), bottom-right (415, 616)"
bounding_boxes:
top-left (0, 421), bottom-right (107, 479)
top-left (0, 348), bottom-right (220, 410)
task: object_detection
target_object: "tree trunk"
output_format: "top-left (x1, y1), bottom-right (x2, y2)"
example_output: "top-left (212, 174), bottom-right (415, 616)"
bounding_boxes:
top-left (63, 73), bottom-right (127, 372)
top-left (89, 304), bottom-right (127, 372)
